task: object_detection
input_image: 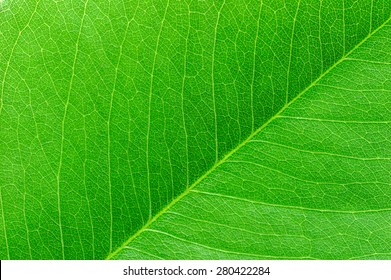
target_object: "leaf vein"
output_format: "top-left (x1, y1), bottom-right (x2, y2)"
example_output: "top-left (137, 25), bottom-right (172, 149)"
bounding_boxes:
top-left (106, 13), bottom-right (391, 260)
top-left (190, 190), bottom-right (391, 214)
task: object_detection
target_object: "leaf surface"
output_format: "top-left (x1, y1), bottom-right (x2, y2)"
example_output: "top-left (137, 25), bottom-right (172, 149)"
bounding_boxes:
top-left (0, 0), bottom-right (390, 259)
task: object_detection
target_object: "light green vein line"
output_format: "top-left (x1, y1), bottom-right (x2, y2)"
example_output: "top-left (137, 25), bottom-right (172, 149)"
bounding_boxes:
top-left (57, 0), bottom-right (89, 260)
top-left (83, 117), bottom-right (95, 259)
top-left (146, 229), bottom-right (267, 258)
top-left (286, 0), bottom-right (301, 104)
top-left (211, 0), bottom-right (226, 162)
top-left (191, 190), bottom-right (391, 214)
top-left (370, 0), bottom-right (374, 32)
top-left (319, 0), bottom-right (323, 73)
top-left (348, 252), bottom-right (391, 260)
top-left (342, 0), bottom-right (345, 54)
top-left (126, 128), bottom-right (144, 225)
top-left (0, 187), bottom-right (9, 259)
top-left (124, 246), bottom-right (164, 260)
top-left (226, 159), bottom-right (381, 186)
top-left (250, 140), bottom-right (391, 161)
top-left (106, 14), bottom-right (391, 261)
top-left (123, 0), bottom-right (142, 224)
top-left (17, 130), bottom-right (32, 259)
top-left (316, 84), bottom-right (391, 91)
top-left (250, 0), bottom-right (263, 131)
top-left (146, 0), bottom-right (170, 220)
top-left (215, 163), bottom-right (389, 188)
top-left (166, 211), bottom-right (310, 241)
top-left (145, 228), bottom-right (316, 260)
top-left (107, 19), bottom-right (130, 254)
top-left (181, 4), bottom-right (191, 188)
top-left (166, 135), bottom-right (175, 204)
top-left (277, 116), bottom-right (391, 124)
top-left (344, 58), bottom-right (391, 65)
top-left (0, 1), bottom-right (40, 115)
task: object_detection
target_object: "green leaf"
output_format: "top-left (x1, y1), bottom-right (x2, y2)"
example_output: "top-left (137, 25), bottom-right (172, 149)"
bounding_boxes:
top-left (0, 0), bottom-right (390, 260)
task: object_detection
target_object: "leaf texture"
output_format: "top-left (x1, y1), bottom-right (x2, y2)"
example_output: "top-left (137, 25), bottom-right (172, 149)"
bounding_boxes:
top-left (0, 0), bottom-right (390, 259)
top-left (111, 20), bottom-right (391, 260)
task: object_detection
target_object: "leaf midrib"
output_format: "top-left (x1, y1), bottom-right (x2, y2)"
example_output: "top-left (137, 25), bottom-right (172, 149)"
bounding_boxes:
top-left (106, 15), bottom-right (391, 260)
